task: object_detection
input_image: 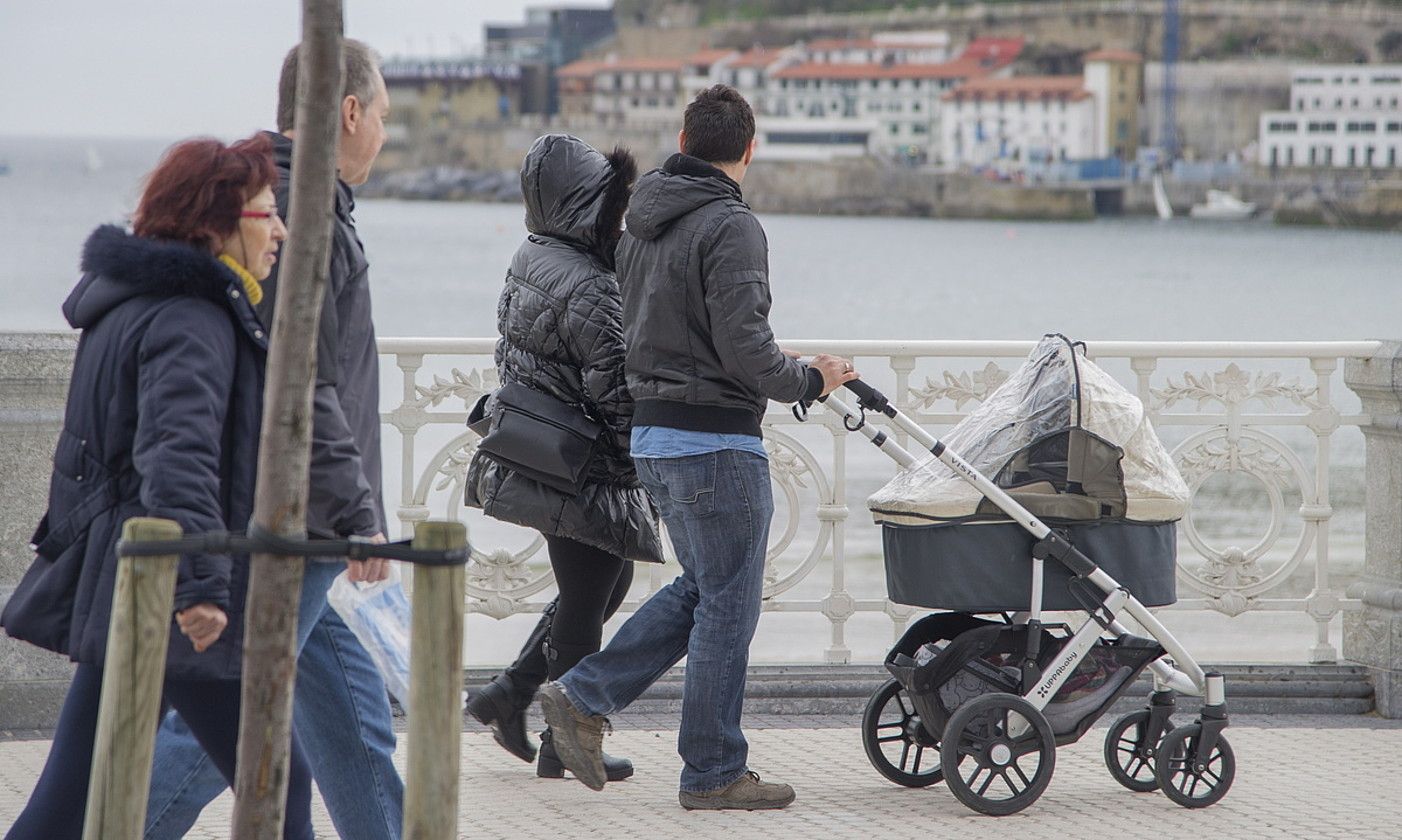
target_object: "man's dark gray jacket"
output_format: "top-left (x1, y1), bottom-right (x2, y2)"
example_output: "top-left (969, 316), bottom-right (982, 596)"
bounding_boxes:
top-left (258, 132), bottom-right (383, 538)
top-left (617, 153), bottom-right (822, 437)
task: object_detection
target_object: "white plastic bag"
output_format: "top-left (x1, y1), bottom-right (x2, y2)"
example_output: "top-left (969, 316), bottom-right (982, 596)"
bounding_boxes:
top-left (327, 563), bottom-right (413, 715)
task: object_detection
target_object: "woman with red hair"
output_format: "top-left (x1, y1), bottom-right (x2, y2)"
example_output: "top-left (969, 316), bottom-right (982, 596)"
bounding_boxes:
top-left (1, 134), bottom-right (312, 840)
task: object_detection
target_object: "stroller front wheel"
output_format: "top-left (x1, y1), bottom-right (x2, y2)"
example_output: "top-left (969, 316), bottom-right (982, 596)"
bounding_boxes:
top-left (861, 678), bottom-right (945, 787)
top-left (941, 693), bottom-right (1056, 816)
top-left (1155, 723), bottom-right (1235, 808)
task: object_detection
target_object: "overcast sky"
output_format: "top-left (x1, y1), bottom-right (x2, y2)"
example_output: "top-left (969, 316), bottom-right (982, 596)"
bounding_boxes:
top-left (1, 1), bottom-right (607, 138)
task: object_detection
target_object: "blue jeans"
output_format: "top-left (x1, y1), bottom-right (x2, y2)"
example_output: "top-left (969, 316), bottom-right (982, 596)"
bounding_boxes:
top-left (144, 560), bottom-right (403, 840)
top-left (558, 449), bottom-right (773, 793)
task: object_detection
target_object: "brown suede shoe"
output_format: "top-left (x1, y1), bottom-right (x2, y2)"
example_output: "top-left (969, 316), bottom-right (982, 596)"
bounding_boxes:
top-left (537, 682), bottom-right (608, 791)
top-left (679, 771), bottom-right (796, 811)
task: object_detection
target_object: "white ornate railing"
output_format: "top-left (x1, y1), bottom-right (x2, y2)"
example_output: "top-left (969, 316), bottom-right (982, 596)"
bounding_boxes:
top-left (381, 338), bottom-right (1380, 665)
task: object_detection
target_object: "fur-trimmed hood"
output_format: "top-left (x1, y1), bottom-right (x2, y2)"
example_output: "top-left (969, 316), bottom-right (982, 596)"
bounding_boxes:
top-left (520, 134), bottom-right (636, 265)
top-left (63, 225), bottom-right (264, 344)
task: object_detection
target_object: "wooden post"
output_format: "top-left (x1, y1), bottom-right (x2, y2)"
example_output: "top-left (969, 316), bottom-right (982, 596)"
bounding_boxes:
top-left (231, 1), bottom-right (343, 837)
top-left (403, 520), bottom-right (467, 840)
top-left (82, 517), bottom-right (181, 840)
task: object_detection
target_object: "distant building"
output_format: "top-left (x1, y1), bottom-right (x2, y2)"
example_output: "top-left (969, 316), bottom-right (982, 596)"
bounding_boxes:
top-left (770, 59), bottom-right (992, 159)
top-left (939, 50), bottom-right (1142, 169)
top-left (719, 47), bottom-right (800, 116)
top-left (751, 36), bottom-right (1025, 161)
top-left (802, 32), bottom-right (952, 65)
top-left (382, 60), bottom-right (523, 147)
top-left (683, 48), bottom-right (741, 98)
top-left (757, 117), bottom-right (877, 161)
top-left (554, 57), bottom-right (686, 125)
top-left (483, 5), bottom-right (615, 114)
top-left (1259, 65), bottom-right (1402, 168)
top-left (1083, 50), bottom-right (1144, 160)
top-left (942, 76), bottom-right (1097, 166)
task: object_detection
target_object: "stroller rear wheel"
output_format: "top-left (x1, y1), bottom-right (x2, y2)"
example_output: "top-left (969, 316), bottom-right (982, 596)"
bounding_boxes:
top-left (941, 693), bottom-right (1056, 816)
top-left (1104, 710), bottom-right (1172, 793)
top-left (1155, 723), bottom-right (1235, 808)
top-left (861, 678), bottom-right (944, 787)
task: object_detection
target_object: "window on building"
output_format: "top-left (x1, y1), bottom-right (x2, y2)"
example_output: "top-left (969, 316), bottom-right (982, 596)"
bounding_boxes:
top-left (1313, 97), bottom-right (1321, 107)
top-left (781, 79), bottom-right (789, 89)
top-left (1325, 147), bottom-right (1334, 165)
top-left (1116, 119), bottom-right (1129, 140)
top-left (630, 97), bottom-right (640, 107)
top-left (1269, 146), bottom-right (1278, 167)
top-left (1286, 146), bottom-right (1294, 166)
top-left (1388, 122), bottom-right (1402, 133)
top-left (913, 101), bottom-right (922, 112)
top-left (1391, 147), bottom-right (1398, 167)
top-left (1309, 147), bottom-right (1317, 166)
top-left (1367, 146), bottom-right (1376, 167)
top-left (1297, 98), bottom-right (1304, 109)
top-left (890, 124), bottom-right (900, 135)
top-left (912, 123), bottom-right (928, 134)
top-left (1348, 146), bottom-right (1356, 167)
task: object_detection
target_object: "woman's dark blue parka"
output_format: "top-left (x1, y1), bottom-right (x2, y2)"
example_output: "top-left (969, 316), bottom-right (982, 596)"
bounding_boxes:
top-left (1, 225), bottom-right (267, 681)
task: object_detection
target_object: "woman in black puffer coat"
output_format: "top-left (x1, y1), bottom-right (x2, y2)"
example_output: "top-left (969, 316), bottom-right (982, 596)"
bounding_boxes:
top-left (465, 134), bottom-right (662, 781)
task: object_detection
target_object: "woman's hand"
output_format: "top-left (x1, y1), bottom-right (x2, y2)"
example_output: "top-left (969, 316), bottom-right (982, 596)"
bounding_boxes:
top-left (176, 603), bottom-right (228, 653)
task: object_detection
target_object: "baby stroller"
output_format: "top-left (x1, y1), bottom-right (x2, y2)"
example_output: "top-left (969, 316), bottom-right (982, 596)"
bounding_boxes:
top-left (806, 335), bottom-right (1233, 816)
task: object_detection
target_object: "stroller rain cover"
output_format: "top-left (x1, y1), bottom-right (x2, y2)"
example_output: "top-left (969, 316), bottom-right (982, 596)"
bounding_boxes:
top-left (868, 335), bottom-right (1189, 527)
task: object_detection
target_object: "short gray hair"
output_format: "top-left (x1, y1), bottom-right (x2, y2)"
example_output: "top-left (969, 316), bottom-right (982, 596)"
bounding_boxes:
top-left (276, 38), bottom-right (383, 133)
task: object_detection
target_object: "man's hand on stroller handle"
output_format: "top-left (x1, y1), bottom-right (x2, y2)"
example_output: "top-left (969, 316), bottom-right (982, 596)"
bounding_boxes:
top-left (784, 350), bottom-right (860, 396)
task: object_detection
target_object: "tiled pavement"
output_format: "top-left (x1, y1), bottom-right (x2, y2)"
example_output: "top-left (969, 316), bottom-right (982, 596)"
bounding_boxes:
top-left (2, 713), bottom-right (1399, 838)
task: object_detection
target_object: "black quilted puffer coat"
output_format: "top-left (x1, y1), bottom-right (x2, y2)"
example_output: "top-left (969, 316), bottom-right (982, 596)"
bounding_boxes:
top-left (465, 135), bottom-right (663, 564)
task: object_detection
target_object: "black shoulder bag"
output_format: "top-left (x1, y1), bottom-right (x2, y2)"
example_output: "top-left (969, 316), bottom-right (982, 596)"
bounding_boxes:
top-left (467, 382), bottom-right (603, 495)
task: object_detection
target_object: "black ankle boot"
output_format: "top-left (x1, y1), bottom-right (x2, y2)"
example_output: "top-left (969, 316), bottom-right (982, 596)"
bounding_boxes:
top-left (537, 728), bottom-right (634, 782)
top-left (466, 677), bottom-right (536, 762)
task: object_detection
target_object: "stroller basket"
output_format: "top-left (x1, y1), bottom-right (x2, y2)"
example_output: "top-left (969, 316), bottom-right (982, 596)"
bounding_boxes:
top-left (886, 613), bottom-right (1164, 741)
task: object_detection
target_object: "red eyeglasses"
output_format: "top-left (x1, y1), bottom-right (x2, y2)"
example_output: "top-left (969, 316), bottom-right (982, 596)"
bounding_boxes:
top-left (240, 210), bottom-right (277, 220)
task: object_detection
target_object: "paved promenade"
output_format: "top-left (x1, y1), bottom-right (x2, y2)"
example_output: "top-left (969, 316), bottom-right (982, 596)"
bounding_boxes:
top-left (2, 712), bottom-right (1398, 838)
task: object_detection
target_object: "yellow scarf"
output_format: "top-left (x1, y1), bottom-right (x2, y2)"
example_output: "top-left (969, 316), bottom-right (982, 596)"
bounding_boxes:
top-left (218, 254), bottom-right (263, 306)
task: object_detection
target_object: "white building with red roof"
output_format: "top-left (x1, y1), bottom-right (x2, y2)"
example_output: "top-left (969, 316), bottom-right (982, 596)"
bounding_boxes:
top-left (555, 56), bottom-right (687, 124)
top-left (939, 50), bottom-right (1144, 168)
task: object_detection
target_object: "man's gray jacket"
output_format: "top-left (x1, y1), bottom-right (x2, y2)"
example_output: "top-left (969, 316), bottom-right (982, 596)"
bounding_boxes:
top-left (616, 153), bottom-right (822, 438)
top-left (257, 131), bottom-right (383, 538)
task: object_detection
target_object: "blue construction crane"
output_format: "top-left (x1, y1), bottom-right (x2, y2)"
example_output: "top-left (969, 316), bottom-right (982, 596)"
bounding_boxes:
top-left (1162, 0), bottom-right (1180, 159)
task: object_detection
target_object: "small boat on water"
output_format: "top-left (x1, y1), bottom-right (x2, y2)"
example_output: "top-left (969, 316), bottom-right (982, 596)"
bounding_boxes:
top-left (1189, 190), bottom-right (1256, 221)
top-left (84, 145), bottom-right (103, 174)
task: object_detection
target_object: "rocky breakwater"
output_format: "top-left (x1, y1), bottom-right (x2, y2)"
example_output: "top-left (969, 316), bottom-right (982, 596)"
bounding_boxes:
top-left (360, 167), bottom-right (522, 203)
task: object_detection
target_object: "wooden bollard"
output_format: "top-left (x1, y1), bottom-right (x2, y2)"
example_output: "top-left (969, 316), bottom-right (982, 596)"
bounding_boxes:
top-left (82, 517), bottom-right (182, 840)
top-left (403, 520), bottom-right (467, 840)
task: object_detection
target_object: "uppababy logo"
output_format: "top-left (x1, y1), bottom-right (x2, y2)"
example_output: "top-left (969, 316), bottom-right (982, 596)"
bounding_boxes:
top-left (1035, 649), bottom-right (1080, 699)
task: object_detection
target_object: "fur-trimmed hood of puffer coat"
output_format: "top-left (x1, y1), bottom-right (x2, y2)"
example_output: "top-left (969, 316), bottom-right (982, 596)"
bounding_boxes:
top-left (466, 135), bottom-right (663, 564)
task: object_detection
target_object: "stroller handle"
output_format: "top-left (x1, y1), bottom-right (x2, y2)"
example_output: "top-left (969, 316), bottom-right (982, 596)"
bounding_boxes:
top-left (840, 379), bottom-right (898, 418)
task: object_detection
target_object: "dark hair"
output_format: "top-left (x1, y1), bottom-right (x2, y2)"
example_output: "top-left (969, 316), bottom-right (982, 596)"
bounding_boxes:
top-left (682, 84), bottom-right (755, 164)
top-left (133, 134), bottom-right (277, 252)
top-left (277, 39), bottom-right (383, 132)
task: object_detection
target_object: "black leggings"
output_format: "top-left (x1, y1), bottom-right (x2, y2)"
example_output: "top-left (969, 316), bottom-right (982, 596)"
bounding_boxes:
top-left (5, 664), bottom-right (314, 840)
top-left (544, 535), bottom-right (633, 680)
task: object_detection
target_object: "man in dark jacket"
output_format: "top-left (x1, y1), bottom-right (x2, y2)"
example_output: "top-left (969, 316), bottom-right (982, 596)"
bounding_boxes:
top-left (541, 85), bottom-right (857, 809)
top-left (144, 40), bottom-right (404, 840)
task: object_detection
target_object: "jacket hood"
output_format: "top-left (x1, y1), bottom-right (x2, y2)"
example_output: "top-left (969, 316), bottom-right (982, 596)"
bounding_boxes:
top-left (623, 153), bottom-right (743, 242)
top-left (63, 225), bottom-right (261, 341)
top-left (521, 134), bottom-right (635, 255)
